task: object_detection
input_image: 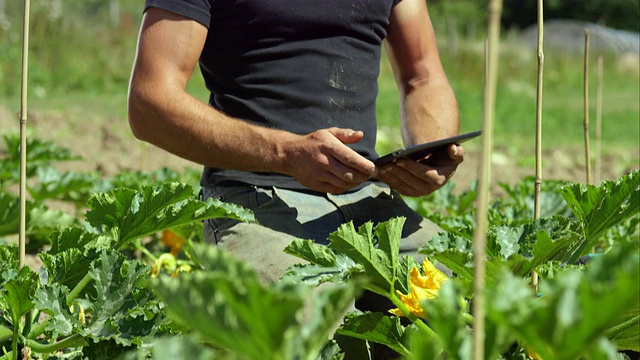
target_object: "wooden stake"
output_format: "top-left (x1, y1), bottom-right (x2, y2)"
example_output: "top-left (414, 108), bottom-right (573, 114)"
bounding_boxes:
top-left (473, 0), bottom-right (503, 359)
top-left (595, 55), bottom-right (603, 184)
top-left (531, 0), bottom-right (544, 291)
top-left (583, 29), bottom-right (591, 184)
top-left (19, 0), bottom-right (31, 268)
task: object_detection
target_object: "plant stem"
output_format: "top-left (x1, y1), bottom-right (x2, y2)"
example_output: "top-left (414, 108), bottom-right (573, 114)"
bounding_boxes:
top-left (10, 325), bottom-right (17, 360)
top-left (388, 293), bottom-right (438, 342)
top-left (462, 312), bottom-right (474, 327)
top-left (134, 240), bottom-right (158, 262)
top-left (66, 273), bottom-right (92, 306)
top-left (21, 311), bottom-right (32, 338)
top-left (26, 319), bottom-right (48, 339)
top-left (474, 0), bottom-right (504, 358)
top-left (21, 333), bottom-right (87, 354)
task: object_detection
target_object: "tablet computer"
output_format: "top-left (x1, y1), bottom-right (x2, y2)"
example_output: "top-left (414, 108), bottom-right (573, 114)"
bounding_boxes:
top-left (373, 130), bottom-right (482, 166)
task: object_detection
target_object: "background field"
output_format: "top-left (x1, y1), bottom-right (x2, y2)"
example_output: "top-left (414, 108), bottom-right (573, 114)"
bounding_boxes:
top-left (1, 1), bottom-right (638, 193)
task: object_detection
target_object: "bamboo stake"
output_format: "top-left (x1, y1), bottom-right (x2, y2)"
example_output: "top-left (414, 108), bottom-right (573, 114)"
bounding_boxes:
top-left (19, 0), bottom-right (31, 268)
top-left (595, 55), bottom-right (603, 184)
top-left (531, 0), bottom-right (544, 291)
top-left (473, 0), bottom-right (503, 358)
top-left (583, 29), bottom-right (591, 184)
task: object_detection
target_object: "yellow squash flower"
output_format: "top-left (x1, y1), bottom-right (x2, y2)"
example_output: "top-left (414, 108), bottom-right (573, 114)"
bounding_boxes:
top-left (389, 258), bottom-right (447, 319)
top-left (160, 229), bottom-right (185, 255)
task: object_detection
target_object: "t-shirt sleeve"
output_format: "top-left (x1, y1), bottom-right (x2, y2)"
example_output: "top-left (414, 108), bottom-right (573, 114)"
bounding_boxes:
top-left (145, 0), bottom-right (212, 28)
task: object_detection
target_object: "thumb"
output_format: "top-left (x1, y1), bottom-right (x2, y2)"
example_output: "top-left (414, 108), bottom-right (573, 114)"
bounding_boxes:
top-left (448, 144), bottom-right (465, 163)
top-left (329, 128), bottom-right (364, 144)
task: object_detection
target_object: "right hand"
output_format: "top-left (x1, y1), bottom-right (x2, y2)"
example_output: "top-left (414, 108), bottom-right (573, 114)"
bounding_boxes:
top-left (280, 127), bottom-right (376, 194)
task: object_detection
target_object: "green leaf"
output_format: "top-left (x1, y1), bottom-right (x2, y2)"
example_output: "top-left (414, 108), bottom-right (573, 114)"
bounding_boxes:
top-left (328, 219), bottom-right (403, 294)
top-left (47, 226), bottom-right (109, 255)
top-left (0, 266), bottom-right (38, 325)
top-left (336, 311), bottom-right (410, 357)
top-left (394, 255), bottom-right (417, 296)
top-left (423, 216), bottom-right (588, 282)
top-left (28, 167), bottom-right (100, 204)
top-left (117, 335), bottom-right (220, 360)
top-left (487, 224), bottom-right (523, 259)
top-left (421, 279), bottom-right (513, 360)
top-left (27, 205), bottom-right (78, 235)
top-left (298, 282), bottom-right (364, 360)
top-left (407, 323), bottom-right (443, 360)
top-left (33, 283), bottom-right (82, 338)
top-left (497, 176), bottom-right (573, 220)
top-left (487, 241), bottom-right (640, 359)
top-left (528, 216), bottom-right (583, 264)
top-left (0, 245), bottom-right (19, 273)
top-left (560, 170), bottom-right (640, 261)
top-left (152, 245), bottom-right (303, 360)
top-left (494, 216), bottom-right (584, 279)
top-left (102, 168), bottom-right (189, 192)
top-left (334, 335), bottom-right (371, 360)
top-left (81, 338), bottom-right (131, 360)
top-left (0, 192), bottom-right (20, 237)
top-left (85, 182), bottom-right (255, 248)
top-left (39, 227), bottom-right (108, 289)
top-left (605, 304), bottom-right (639, 351)
top-left (82, 251), bottom-right (165, 346)
top-left (0, 192), bottom-right (77, 238)
top-left (0, 133), bottom-right (79, 187)
top-left (284, 239), bottom-right (337, 267)
top-left (280, 253), bottom-right (362, 287)
top-left (420, 281), bottom-right (472, 360)
top-left (374, 218), bottom-right (402, 283)
top-left (420, 232), bottom-right (474, 281)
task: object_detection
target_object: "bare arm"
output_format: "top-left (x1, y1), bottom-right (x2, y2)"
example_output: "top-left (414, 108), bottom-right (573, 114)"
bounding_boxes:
top-left (128, 8), bottom-right (375, 193)
top-left (376, 0), bottom-right (463, 197)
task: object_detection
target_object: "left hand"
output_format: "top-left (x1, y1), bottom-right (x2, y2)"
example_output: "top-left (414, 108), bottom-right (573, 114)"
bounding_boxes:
top-left (375, 143), bottom-right (464, 197)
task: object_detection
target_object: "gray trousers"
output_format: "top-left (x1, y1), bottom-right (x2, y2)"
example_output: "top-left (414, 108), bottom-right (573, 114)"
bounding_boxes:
top-left (202, 182), bottom-right (443, 284)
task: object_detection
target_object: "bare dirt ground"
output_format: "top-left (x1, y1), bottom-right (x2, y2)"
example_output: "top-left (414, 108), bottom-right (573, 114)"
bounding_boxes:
top-left (1, 104), bottom-right (638, 197)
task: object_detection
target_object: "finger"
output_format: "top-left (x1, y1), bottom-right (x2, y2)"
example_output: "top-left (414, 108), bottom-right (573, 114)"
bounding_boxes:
top-left (395, 161), bottom-right (450, 194)
top-left (377, 164), bottom-right (425, 197)
top-left (448, 143), bottom-right (465, 163)
top-left (322, 165), bottom-right (364, 191)
top-left (327, 127), bottom-right (364, 144)
top-left (328, 148), bottom-right (376, 178)
top-left (330, 164), bottom-right (372, 184)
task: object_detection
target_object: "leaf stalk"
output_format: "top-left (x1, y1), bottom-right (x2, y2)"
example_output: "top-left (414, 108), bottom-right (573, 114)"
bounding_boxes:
top-left (388, 292), bottom-right (438, 342)
top-left (66, 273), bottom-right (92, 306)
top-left (21, 333), bottom-right (87, 354)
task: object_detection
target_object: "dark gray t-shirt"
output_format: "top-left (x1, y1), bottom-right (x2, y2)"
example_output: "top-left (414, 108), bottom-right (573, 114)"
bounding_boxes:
top-left (145, 0), bottom-right (401, 189)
